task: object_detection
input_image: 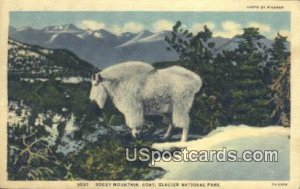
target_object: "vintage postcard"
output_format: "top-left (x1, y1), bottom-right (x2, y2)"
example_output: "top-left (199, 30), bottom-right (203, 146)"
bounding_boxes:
top-left (0, 0), bottom-right (300, 188)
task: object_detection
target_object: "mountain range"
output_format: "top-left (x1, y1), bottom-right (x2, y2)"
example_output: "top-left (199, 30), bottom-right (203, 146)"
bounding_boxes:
top-left (9, 24), bottom-right (178, 68)
top-left (9, 24), bottom-right (276, 68)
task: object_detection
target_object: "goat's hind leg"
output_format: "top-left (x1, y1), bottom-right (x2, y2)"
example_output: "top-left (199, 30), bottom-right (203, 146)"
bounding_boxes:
top-left (172, 95), bottom-right (194, 142)
top-left (181, 125), bottom-right (189, 142)
top-left (163, 123), bottom-right (173, 140)
top-left (173, 111), bottom-right (190, 142)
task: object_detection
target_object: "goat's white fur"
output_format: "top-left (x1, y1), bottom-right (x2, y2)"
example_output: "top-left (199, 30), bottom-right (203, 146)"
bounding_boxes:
top-left (89, 61), bottom-right (202, 141)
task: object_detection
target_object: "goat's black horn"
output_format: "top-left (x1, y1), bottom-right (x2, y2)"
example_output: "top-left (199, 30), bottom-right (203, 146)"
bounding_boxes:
top-left (98, 74), bottom-right (103, 82)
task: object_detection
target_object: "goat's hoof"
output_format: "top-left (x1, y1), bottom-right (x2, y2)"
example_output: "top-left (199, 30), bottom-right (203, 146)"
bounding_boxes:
top-left (180, 138), bottom-right (188, 142)
top-left (132, 133), bottom-right (142, 140)
top-left (162, 135), bottom-right (170, 141)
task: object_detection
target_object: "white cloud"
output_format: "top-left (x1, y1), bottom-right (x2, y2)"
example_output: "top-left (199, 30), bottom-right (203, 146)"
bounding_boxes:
top-left (214, 21), bottom-right (243, 38)
top-left (123, 22), bottom-right (144, 33)
top-left (81, 20), bottom-right (106, 31)
top-left (248, 22), bottom-right (271, 33)
top-left (111, 22), bottom-right (144, 35)
top-left (191, 22), bottom-right (216, 34)
top-left (222, 21), bottom-right (242, 32)
top-left (152, 19), bottom-right (174, 32)
top-left (111, 25), bottom-right (122, 35)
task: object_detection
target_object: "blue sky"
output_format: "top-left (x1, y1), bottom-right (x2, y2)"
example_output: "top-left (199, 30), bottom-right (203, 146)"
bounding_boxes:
top-left (10, 11), bottom-right (290, 38)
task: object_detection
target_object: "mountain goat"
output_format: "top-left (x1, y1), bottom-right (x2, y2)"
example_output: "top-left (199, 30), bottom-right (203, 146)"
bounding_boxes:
top-left (89, 61), bottom-right (202, 142)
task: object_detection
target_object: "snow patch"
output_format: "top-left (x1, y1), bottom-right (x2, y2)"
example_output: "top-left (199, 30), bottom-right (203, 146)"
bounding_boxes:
top-left (17, 50), bottom-right (26, 55)
top-left (48, 34), bottom-right (59, 43)
top-left (56, 77), bottom-right (84, 84)
top-left (94, 32), bottom-right (102, 38)
top-left (21, 78), bottom-right (48, 83)
top-left (64, 114), bottom-right (78, 134)
top-left (76, 34), bottom-right (85, 39)
top-left (153, 125), bottom-right (290, 180)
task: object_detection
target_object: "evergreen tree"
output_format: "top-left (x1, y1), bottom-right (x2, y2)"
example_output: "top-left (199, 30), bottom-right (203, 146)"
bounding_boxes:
top-left (165, 21), bottom-right (215, 73)
top-left (222, 27), bottom-right (272, 125)
top-left (268, 33), bottom-right (290, 126)
top-left (269, 33), bottom-right (290, 70)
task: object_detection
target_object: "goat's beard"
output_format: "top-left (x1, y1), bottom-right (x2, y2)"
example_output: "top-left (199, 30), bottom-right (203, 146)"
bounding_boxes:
top-left (89, 83), bottom-right (108, 109)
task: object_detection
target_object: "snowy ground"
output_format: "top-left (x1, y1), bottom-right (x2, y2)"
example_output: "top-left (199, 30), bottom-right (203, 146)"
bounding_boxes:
top-left (152, 125), bottom-right (290, 180)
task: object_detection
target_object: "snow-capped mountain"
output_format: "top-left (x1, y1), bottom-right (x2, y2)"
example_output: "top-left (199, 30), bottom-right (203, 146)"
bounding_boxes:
top-left (117, 32), bottom-right (138, 44)
top-left (116, 30), bottom-right (154, 47)
top-left (9, 25), bottom-right (178, 68)
top-left (41, 24), bottom-right (84, 33)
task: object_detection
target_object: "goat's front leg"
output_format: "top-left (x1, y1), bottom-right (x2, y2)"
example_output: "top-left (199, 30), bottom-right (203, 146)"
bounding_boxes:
top-left (131, 128), bottom-right (139, 138)
top-left (124, 111), bottom-right (144, 139)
